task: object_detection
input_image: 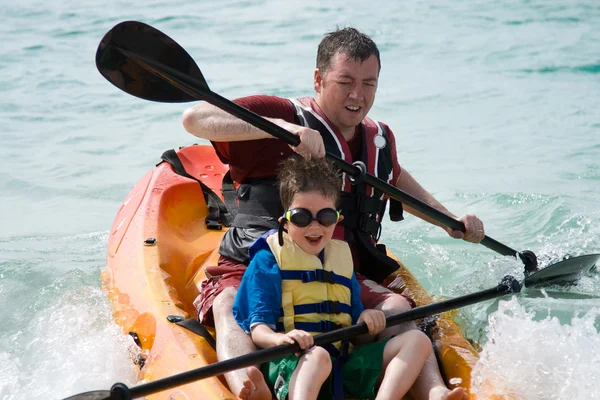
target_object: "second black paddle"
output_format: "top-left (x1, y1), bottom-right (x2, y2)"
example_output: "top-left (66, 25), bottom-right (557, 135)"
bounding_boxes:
top-left (63, 275), bottom-right (521, 400)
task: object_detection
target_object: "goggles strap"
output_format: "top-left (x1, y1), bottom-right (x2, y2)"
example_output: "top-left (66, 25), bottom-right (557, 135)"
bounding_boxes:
top-left (278, 217), bottom-right (288, 246)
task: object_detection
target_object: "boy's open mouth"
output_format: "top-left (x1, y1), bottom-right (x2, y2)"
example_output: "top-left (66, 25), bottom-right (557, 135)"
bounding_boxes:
top-left (305, 235), bottom-right (323, 245)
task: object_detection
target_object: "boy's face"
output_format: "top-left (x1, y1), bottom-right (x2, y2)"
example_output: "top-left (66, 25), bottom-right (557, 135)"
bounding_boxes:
top-left (283, 191), bottom-right (340, 256)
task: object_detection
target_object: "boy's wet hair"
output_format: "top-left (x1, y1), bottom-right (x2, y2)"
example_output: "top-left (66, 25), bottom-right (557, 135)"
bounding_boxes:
top-left (316, 27), bottom-right (381, 75)
top-left (279, 157), bottom-right (342, 210)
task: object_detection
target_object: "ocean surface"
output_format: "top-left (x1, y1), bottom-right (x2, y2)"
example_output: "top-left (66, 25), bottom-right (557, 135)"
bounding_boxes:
top-left (1, 1), bottom-right (599, 399)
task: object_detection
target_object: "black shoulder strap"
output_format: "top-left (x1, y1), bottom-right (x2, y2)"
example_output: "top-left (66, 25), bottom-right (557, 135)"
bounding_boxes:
top-left (354, 230), bottom-right (400, 283)
top-left (289, 99), bottom-right (344, 159)
top-left (221, 170), bottom-right (238, 220)
top-left (158, 149), bottom-right (233, 229)
top-left (389, 198), bottom-right (404, 221)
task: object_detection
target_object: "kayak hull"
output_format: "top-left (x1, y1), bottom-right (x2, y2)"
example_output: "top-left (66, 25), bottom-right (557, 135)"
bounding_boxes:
top-left (104, 145), bottom-right (480, 399)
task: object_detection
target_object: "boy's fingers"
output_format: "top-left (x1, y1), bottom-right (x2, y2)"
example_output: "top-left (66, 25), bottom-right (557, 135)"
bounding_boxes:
top-left (303, 336), bottom-right (311, 349)
top-left (304, 334), bottom-right (313, 349)
top-left (377, 314), bottom-right (386, 331)
top-left (301, 332), bottom-right (314, 348)
top-left (287, 333), bottom-right (298, 346)
top-left (297, 335), bottom-right (305, 349)
top-left (294, 333), bottom-right (308, 349)
top-left (364, 316), bottom-right (375, 334)
top-left (305, 337), bottom-right (311, 349)
top-left (372, 314), bottom-right (383, 334)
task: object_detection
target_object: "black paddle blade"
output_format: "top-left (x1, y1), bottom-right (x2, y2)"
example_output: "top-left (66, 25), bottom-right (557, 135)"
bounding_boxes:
top-left (524, 253), bottom-right (600, 287)
top-left (63, 390), bottom-right (110, 400)
top-left (96, 21), bottom-right (207, 103)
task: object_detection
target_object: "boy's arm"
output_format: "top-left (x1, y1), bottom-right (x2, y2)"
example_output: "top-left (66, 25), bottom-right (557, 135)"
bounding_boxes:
top-left (251, 324), bottom-right (293, 348)
top-left (233, 249), bottom-right (282, 334)
top-left (349, 273), bottom-right (364, 324)
top-left (252, 324), bottom-right (315, 351)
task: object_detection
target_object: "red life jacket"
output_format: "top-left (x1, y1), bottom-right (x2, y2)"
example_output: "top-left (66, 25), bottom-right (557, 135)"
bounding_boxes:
top-left (289, 97), bottom-right (404, 282)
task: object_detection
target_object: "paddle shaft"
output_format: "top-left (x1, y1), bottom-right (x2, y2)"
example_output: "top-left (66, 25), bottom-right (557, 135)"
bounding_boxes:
top-left (119, 48), bottom-right (519, 259)
top-left (109, 277), bottom-right (519, 399)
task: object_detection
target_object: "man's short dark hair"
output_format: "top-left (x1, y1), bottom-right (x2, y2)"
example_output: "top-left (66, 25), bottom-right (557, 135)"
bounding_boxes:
top-left (316, 27), bottom-right (381, 75)
top-left (279, 157), bottom-right (341, 210)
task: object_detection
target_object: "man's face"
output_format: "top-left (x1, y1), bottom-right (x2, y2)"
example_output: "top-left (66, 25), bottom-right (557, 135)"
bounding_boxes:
top-left (314, 51), bottom-right (379, 138)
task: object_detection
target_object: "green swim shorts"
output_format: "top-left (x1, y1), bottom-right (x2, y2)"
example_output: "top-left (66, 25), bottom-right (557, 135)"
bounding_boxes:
top-left (261, 338), bottom-right (390, 400)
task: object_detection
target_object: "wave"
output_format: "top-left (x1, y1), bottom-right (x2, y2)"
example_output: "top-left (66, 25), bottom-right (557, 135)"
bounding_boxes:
top-left (520, 63), bottom-right (600, 74)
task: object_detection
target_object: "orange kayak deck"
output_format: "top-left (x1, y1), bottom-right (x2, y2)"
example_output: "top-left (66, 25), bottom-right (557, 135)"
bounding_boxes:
top-left (104, 145), bottom-right (480, 399)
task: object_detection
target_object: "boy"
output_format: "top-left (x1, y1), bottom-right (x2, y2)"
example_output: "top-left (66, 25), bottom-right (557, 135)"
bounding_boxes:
top-left (233, 157), bottom-right (432, 400)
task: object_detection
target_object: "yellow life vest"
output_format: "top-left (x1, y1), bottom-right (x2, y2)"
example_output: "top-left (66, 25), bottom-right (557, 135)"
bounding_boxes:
top-left (266, 232), bottom-right (354, 343)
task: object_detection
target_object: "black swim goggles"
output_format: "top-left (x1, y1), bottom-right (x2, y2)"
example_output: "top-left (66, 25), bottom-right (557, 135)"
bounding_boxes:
top-left (283, 208), bottom-right (340, 227)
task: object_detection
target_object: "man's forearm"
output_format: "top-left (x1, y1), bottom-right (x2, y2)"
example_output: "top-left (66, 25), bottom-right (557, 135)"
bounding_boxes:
top-left (182, 102), bottom-right (275, 141)
top-left (396, 169), bottom-right (457, 228)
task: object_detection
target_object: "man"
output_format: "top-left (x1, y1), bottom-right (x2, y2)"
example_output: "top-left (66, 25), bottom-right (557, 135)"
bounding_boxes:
top-left (183, 27), bottom-right (482, 400)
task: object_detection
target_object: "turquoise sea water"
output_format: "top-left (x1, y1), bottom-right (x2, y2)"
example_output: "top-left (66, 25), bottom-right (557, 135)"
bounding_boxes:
top-left (1, 1), bottom-right (599, 399)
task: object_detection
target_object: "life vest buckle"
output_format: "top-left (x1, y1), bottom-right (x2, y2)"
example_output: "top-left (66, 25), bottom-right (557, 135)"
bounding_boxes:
top-left (358, 214), bottom-right (382, 241)
top-left (319, 300), bottom-right (341, 313)
top-left (313, 269), bottom-right (336, 284)
top-left (206, 219), bottom-right (223, 230)
top-left (301, 269), bottom-right (336, 284)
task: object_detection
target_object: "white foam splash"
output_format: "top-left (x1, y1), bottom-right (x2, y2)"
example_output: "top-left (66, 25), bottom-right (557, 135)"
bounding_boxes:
top-left (471, 297), bottom-right (600, 399)
top-left (0, 285), bottom-right (139, 400)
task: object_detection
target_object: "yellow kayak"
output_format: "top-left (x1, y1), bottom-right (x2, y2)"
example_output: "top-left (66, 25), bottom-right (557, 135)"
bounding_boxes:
top-left (104, 144), bottom-right (481, 399)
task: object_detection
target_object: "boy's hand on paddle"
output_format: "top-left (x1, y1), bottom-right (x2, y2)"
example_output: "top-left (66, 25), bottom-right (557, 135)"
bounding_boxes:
top-left (279, 329), bottom-right (314, 356)
top-left (358, 309), bottom-right (386, 335)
